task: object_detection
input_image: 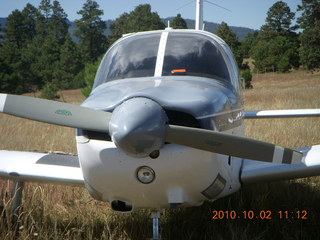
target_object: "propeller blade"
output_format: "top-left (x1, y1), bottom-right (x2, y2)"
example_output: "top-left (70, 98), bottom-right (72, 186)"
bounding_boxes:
top-left (165, 125), bottom-right (302, 164)
top-left (0, 94), bottom-right (111, 132)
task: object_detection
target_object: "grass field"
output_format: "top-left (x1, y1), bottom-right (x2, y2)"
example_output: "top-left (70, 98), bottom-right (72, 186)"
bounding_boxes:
top-left (1, 70), bottom-right (320, 239)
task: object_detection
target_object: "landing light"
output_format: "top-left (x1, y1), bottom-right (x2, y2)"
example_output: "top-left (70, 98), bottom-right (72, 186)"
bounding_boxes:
top-left (136, 166), bottom-right (156, 184)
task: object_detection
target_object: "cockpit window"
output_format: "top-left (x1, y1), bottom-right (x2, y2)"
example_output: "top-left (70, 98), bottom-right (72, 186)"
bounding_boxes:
top-left (163, 33), bottom-right (230, 81)
top-left (93, 33), bottom-right (161, 88)
top-left (93, 31), bottom-right (231, 89)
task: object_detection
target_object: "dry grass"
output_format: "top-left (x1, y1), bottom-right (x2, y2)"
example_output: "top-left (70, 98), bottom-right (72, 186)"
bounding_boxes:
top-left (0, 89), bottom-right (85, 153)
top-left (0, 71), bottom-right (320, 239)
top-left (244, 70), bottom-right (320, 148)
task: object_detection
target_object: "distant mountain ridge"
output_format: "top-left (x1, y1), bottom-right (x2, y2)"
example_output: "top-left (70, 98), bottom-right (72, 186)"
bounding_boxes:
top-left (0, 17), bottom-right (6, 29)
top-left (0, 17), bottom-right (255, 41)
top-left (165, 18), bottom-right (255, 40)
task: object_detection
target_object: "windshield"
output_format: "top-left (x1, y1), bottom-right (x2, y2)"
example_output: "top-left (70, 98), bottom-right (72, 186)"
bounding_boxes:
top-left (163, 33), bottom-right (230, 81)
top-left (93, 31), bottom-right (231, 89)
top-left (93, 33), bottom-right (161, 88)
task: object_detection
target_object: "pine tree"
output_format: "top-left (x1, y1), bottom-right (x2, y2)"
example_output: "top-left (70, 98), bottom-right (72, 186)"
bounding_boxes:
top-left (171, 14), bottom-right (188, 29)
top-left (21, 3), bottom-right (39, 43)
top-left (30, 0), bottom-right (70, 90)
top-left (55, 34), bottom-right (83, 89)
top-left (0, 23), bottom-right (3, 47)
top-left (49, 0), bottom-right (69, 43)
top-left (31, 34), bottom-right (61, 85)
top-left (250, 1), bottom-right (299, 72)
top-left (0, 48), bottom-right (22, 93)
top-left (2, 10), bottom-right (26, 49)
top-left (108, 13), bottom-right (130, 44)
top-left (0, 1), bottom-right (77, 94)
top-left (0, 7), bottom-right (40, 93)
top-left (128, 4), bottom-right (165, 32)
top-left (36, 0), bottom-right (52, 37)
top-left (81, 60), bottom-right (100, 97)
top-left (240, 31), bottom-right (258, 59)
top-left (75, 0), bottom-right (107, 63)
top-left (36, 0), bottom-right (69, 42)
top-left (265, 1), bottom-right (296, 33)
top-left (216, 22), bottom-right (243, 68)
top-left (109, 4), bottom-right (165, 44)
top-left (297, 0), bottom-right (320, 70)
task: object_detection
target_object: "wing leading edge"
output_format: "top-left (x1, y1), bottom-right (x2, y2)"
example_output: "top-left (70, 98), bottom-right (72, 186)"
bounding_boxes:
top-left (242, 108), bottom-right (320, 184)
top-left (241, 145), bottom-right (320, 185)
top-left (245, 109), bottom-right (320, 119)
top-left (0, 150), bottom-right (84, 185)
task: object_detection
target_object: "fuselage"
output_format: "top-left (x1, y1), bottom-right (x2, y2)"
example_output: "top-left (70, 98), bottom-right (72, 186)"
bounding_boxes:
top-left (76, 29), bottom-right (244, 211)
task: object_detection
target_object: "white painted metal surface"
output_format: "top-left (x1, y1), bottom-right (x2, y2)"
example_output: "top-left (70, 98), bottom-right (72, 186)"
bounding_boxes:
top-left (245, 109), bottom-right (320, 118)
top-left (195, 0), bottom-right (204, 30)
top-left (0, 93), bottom-right (7, 112)
top-left (0, 151), bottom-right (84, 185)
top-left (154, 31), bottom-right (169, 77)
top-left (77, 139), bottom-right (241, 209)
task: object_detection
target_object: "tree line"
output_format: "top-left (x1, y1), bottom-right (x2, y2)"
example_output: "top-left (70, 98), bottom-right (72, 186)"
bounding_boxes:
top-left (0, 0), bottom-right (107, 97)
top-left (0, 0), bottom-right (319, 97)
top-left (244, 0), bottom-right (320, 73)
top-left (219, 0), bottom-right (320, 74)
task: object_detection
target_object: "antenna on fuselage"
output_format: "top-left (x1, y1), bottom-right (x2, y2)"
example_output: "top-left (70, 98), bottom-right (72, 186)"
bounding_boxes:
top-left (195, 0), bottom-right (203, 30)
top-left (176, 0), bottom-right (231, 30)
top-left (195, 0), bottom-right (231, 30)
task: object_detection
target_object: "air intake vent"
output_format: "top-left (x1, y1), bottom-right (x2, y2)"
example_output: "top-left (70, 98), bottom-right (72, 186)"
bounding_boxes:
top-left (201, 174), bottom-right (226, 199)
top-left (77, 129), bottom-right (111, 141)
top-left (111, 200), bottom-right (133, 212)
top-left (165, 110), bottom-right (201, 128)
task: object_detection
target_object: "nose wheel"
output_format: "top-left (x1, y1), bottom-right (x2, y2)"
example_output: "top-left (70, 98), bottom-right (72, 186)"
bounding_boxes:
top-left (148, 211), bottom-right (161, 240)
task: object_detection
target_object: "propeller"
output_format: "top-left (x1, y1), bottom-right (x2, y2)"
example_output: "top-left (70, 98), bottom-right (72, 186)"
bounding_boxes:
top-left (0, 94), bottom-right (302, 164)
top-left (0, 94), bottom-right (111, 132)
top-left (165, 125), bottom-right (302, 164)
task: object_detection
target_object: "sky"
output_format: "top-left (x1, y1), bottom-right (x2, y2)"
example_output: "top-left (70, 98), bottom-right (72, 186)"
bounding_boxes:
top-left (0, 0), bottom-right (302, 30)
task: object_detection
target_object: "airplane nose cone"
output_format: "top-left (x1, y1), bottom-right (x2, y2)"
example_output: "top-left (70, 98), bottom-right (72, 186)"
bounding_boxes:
top-left (109, 97), bottom-right (168, 157)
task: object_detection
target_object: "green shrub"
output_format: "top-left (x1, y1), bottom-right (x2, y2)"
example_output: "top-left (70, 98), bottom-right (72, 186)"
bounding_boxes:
top-left (241, 69), bottom-right (253, 89)
top-left (40, 81), bottom-right (59, 99)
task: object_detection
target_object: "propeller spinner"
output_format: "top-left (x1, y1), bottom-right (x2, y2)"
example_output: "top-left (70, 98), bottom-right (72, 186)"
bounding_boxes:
top-left (109, 97), bottom-right (167, 158)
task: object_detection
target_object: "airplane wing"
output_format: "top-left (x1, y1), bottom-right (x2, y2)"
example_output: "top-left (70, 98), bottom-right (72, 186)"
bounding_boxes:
top-left (245, 109), bottom-right (320, 118)
top-left (242, 109), bottom-right (320, 184)
top-left (0, 150), bottom-right (84, 185)
top-left (241, 145), bottom-right (320, 184)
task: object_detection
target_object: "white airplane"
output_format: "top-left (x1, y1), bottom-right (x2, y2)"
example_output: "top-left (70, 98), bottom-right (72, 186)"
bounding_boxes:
top-left (1, 1), bottom-right (320, 238)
